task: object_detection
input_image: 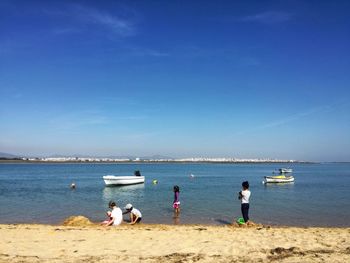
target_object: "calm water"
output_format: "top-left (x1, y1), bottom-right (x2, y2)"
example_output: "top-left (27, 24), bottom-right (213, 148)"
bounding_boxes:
top-left (0, 163), bottom-right (349, 226)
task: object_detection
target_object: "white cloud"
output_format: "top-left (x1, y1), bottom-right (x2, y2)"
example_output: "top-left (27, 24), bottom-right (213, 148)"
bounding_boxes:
top-left (240, 57), bottom-right (261, 66)
top-left (43, 3), bottom-right (135, 37)
top-left (233, 104), bottom-right (334, 136)
top-left (48, 111), bottom-right (109, 132)
top-left (240, 11), bottom-right (293, 24)
top-left (73, 5), bottom-right (134, 36)
top-left (125, 47), bottom-right (170, 57)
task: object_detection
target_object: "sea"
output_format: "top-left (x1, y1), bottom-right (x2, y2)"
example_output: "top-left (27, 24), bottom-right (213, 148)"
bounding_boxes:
top-left (0, 162), bottom-right (349, 226)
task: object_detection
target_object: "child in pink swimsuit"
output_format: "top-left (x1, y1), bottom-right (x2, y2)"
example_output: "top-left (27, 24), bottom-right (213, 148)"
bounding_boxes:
top-left (101, 211), bottom-right (113, 225)
top-left (173, 185), bottom-right (180, 215)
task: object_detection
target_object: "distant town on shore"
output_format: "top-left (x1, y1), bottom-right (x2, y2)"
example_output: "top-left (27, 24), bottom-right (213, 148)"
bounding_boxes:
top-left (0, 152), bottom-right (303, 163)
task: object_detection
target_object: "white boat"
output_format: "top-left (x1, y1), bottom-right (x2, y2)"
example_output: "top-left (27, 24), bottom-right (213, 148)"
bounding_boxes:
top-left (279, 168), bottom-right (293, 173)
top-left (103, 171), bottom-right (144, 186)
top-left (264, 175), bottom-right (294, 183)
top-left (103, 175), bottom-right (145, 186)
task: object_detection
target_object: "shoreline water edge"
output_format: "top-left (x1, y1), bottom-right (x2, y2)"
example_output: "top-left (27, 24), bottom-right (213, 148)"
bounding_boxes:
top-left (1, 162), bottom-right (350, 227)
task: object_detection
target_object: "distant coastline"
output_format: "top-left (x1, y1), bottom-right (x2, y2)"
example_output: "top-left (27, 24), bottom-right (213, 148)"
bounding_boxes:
top-left (0, 158), bottom-right (313, 164)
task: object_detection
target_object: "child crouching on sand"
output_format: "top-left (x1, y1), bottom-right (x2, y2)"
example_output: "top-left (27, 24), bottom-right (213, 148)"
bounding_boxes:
top-left (123, 204), bottom-right (142, 225)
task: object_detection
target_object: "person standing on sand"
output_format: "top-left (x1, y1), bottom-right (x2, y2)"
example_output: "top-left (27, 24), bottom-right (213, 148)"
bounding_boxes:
top-left (238, 181), bottom-right (251, 225)
top-left (173, 185), bottom-right (181, 216)
top-left (105, 201), bottom-right (123, 226)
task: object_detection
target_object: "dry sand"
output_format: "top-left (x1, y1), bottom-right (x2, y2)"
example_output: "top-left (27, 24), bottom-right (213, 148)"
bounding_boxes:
top-left (0, 216), bottom-right (349, 262)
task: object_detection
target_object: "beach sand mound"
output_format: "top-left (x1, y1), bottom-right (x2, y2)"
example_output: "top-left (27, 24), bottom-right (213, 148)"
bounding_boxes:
top-left (63, 215), bottom-right (94, 226)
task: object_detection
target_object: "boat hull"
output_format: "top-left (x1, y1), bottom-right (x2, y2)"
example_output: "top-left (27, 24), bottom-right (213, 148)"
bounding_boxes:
top-left (264, 176), bottom-right (294, 183)
top-left (103, 176), bottom-right (145, 186)
top-left (279, 168), bottom-right (293, 173)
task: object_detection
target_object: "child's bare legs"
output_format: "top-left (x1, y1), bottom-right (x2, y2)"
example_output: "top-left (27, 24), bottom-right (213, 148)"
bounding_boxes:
top-left (174, 207), bottom-right (180, 216)
top-left (173, 208), bottom-right (180, 224)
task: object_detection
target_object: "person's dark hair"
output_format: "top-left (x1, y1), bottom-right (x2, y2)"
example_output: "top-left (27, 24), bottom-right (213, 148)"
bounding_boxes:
top-left (173, 185), bottom-right (180, 192)
top-left (134, 170), bottom-right (141, 176)
top-left (242, 181), bottom-right (249, 189)
top-left (109, 201), bottom-right (116, 208)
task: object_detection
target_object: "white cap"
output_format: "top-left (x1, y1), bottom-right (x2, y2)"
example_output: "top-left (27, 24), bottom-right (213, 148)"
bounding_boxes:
top-left (124, 203), bottom-right (133, 210)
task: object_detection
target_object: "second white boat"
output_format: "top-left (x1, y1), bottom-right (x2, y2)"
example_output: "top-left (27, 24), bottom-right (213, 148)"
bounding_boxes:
top-left (264, 175), bottom-right (294, 183)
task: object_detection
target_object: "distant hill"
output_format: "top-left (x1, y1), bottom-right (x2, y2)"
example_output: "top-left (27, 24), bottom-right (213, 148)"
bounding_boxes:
top-left (0, 152), bottom-right (19, 158)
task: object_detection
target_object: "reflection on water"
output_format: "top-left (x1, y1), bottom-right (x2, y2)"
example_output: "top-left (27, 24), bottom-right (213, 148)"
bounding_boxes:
top-left (102, 184), bottom-right (145, 202)
top-left (263, 182), bottom-right (295, 188)
top-left (173, 215), bottom-right (180, 225)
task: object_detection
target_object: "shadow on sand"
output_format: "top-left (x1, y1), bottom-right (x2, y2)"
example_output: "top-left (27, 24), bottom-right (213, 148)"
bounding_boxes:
top-left (214, 219), bottom-right (232, 225)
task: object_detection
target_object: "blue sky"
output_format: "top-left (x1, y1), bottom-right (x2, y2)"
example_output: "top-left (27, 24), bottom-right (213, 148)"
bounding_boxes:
top-left (1, 0), bottom-right (350, 161)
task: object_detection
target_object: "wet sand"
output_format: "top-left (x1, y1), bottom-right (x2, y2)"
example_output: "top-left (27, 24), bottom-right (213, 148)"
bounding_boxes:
top-left (0, 218), bottom-right (349, 262)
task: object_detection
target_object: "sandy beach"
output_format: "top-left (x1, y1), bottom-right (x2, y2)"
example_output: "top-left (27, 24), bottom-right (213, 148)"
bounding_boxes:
top-left (0, 217), bottom-right (349, 263)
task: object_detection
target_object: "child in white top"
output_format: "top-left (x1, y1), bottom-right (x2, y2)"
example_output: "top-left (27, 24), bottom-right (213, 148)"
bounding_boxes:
top-left (124, 203), bottom-right (142, 225)
top-left (105, 201), bottom-right (123, 226)
top-left (238, 181), bottom-right (251, 224)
